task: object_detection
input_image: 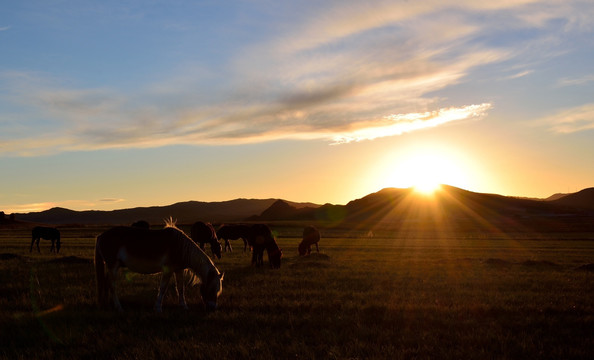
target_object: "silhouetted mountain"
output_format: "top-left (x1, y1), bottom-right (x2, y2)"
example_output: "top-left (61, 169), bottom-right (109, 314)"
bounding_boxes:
top-left (550, 188), bottom-right (594, 209)
top-left (252, 185), bottom-right (594, 232)
top-left (248, 200), bottom-right (320, 221)
top-left (544, 193), bottom-right (570, 201)
top-left (10, 186), bottom-right (594, 231)
top-left (15, 199), bottom-right (320, 225)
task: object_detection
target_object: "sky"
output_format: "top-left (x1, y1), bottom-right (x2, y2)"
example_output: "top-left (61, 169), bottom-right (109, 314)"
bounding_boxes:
top-left (1, 0), bottom-right (594, 214)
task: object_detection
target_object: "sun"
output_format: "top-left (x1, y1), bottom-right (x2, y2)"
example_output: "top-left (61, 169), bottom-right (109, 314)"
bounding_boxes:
top-left (380, 146), bottom-right (471, 195)
top-left (413, 179), bottom-right (441, 195)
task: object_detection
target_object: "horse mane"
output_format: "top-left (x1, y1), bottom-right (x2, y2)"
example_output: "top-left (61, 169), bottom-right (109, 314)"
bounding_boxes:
top-left (164, 216), bottom-right (178, 229)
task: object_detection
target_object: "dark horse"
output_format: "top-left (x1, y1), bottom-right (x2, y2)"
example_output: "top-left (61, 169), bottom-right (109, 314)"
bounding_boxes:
top-left (250, 224), bottom-right (282, 269)
top-left (217, 224), bottom-right (252, 252)
top-left (95, 222), bottom-right (223, 312)
top-left (31, 226), bottom-right (61, 253)
top-left (190, 221), bottom-right (222, 259)
top-left (131, 220), bottom-right (150, 229)
top-left (299, 225), bottom-right (320, 256)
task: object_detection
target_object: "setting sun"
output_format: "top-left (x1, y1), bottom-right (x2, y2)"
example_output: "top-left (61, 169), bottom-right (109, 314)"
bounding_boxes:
top-left (414, 180), bottom-right (442, 195)
top-left (375, 144), bottom-right (475, 195)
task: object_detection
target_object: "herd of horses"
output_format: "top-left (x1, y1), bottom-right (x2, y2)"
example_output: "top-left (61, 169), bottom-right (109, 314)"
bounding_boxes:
top-left (29, 221), bottom-right (321, 312)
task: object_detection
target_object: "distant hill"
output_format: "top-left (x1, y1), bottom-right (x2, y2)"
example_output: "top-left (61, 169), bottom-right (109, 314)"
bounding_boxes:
top-left (544, 193), bottom-right (569, 201)
top-left (251, 185), bottom-right (594, 232)
top-left (9, 186), bottom-right (594, 231)
top-left (15, 199), bottom-right (320, 225)
top-left (549, 188), bottom-right (594, 209)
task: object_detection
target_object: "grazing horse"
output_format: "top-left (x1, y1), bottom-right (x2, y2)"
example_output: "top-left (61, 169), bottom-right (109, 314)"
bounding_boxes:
top-left (94, 224), bottom-right (224, 312)
top-left (131, 220), bottom-right (150, 229)
top-left (217, 224), bottom-right (252, 252)
top-left (31, 226), bottom-right (61, 253)
top-left (250, 224), bottom-right (282, 269)
top-left (299, 225), bottom-right (321, 256)
top-left (190, 221), bottom-right (222, 259)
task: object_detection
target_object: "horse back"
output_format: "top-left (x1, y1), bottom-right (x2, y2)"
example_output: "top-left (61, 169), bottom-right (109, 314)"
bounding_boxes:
top-left (302, 226), bottom-right (320, 245)
top-left (96, 227), bottom-right (185, 268)
top-left (33, 226), bottom-right (60, 240)
top-left (217, 224), bottom-right (251, 240)
top-left (191, 222), bottom-right (217, 244)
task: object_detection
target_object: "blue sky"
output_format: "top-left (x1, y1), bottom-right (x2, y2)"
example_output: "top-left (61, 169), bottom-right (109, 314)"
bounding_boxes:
top-left (1, 0), bottom-right (594, 213)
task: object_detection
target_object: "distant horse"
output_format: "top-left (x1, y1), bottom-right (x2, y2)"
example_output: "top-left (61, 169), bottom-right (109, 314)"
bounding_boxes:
top-left (31, 226), bottom-right (61, 253)
top-left (190, 221), bottom-right (222, 259)
top-left (94, 223), bottom-right (224, 312)
top-left (299, 225), bottom-right (320, 256)
top-left (250, 224), bottom-right (282, 269)
top-left (131, 220), bottom-right (150, 229)
top-left (217, 224), bottom-right (252, 252)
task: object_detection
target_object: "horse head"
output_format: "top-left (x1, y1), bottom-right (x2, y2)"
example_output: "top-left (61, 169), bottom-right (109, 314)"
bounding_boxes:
top-left (268, 248), bottom-right (283, 269)
top-left (200, 269), bottom-right (224, 311)
top-left (298, 241), bottom-right (308, 256)
top-left (210, 239), bottom-right (222, 259)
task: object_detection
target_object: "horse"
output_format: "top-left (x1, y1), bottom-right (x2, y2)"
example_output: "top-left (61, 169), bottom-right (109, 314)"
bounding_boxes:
top-left (250, 224), bottom-right (282, 269)
top-left (216, 224), bottom-right (252, 252)
top-left (30, 226), bottom-right (61, 253)
top-left (131, 220), bottom-right (150, 229)
top-left (299, 225), bottom-right (320, 256)
top-left (94, 223), bottom-right (224, 312)
top-left (190, 221), bottom-right (222, 259)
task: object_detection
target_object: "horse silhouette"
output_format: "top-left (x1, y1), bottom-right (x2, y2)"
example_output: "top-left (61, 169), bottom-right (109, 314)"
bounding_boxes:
top-left (217, 224), bottom-right (252, 252)
top-left (94, 222), bottom-right (223, 312)
top-left (190, 221), bottom-right (222, 259)
top-left (250, 224), bottom-right (282, 269)
top-left (131, 220), bottom-right (150, 229)
top-left (299, 225), bottom-right (320, 256)
top-left (31, 226), bottom-right (61, 253)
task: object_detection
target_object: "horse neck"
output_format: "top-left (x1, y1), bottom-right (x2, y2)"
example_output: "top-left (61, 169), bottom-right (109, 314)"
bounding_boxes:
top-left (186, 240), bottom-right (216, 278)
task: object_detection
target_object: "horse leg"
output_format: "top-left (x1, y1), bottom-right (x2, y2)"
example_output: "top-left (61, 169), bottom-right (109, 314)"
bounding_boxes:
top-left (36, 238), bottom-right (40, 253)
top-left (106, 263), bottom-right (123, 312)
top-left (174, 270), bottom-right (188, 310)
top-left (225, 239), bottom-right (232, 252)
top-left (50, 239), bottom-right (55, 253)
top-left (315, 242), bottom-right (319, 253)
top-left (155, 271), bottom-right (174, 312)
top-left (30, 237), bottom-right (35, 252)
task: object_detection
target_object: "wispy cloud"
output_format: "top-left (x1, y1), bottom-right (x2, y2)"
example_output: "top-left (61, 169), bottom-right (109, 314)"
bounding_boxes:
top-left (332, 103), bottom-right (492, 144)
top-left (542, 104), bottom-right (594, 134)
top-left (0, 26), bottom-right (10, 31)
top-left (557, 75), bottom-right (594, 87)
top-left (1, 0), bottom-right (589, 156)
top-left (99, 198), bottom-right (126, 203)
top-left (2, 199), bottom-right (99, 214)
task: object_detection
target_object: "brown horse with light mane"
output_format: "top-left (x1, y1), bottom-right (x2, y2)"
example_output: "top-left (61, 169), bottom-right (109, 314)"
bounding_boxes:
top-left (94, 220), bottom-right (223, 312)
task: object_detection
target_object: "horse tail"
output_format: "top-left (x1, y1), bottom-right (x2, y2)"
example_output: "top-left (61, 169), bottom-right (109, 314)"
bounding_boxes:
top-left (94, 237), bottom-right (108, 308)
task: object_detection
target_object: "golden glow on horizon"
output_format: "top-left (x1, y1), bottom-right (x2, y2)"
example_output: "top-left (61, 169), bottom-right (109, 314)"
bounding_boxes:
top-left (378, 144), bottom-right (473, 195)
top-left (414, 182), bottom-right (442, 195)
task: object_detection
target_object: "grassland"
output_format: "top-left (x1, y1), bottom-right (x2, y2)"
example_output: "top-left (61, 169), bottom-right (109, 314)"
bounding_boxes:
top-left (1, 226), bottom-right (593, 359)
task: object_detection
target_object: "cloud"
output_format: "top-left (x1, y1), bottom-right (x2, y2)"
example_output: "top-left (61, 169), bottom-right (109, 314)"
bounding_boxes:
top-left (557, 75), bottom-right (594, 87)
top-left (542, 104), bottom-right (594, 134)
top-left (0, 26), bottom-right (10, 31)
top-left (331, 103), bottom-right (493, 144)
top-left (99, 198), bottom-right (126, 203)
top-left (2, 0), bottom-right (589, 156)
top-left (1, 199), bottom-right (99, 213)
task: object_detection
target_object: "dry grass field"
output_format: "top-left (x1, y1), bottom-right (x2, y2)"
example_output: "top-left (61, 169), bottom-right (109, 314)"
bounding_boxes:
top-left (1, 225), bottom-right (594, 359)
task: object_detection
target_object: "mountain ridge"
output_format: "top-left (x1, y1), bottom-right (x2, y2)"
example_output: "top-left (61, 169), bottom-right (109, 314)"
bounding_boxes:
top-left (7, 186), bottom-right (594, 230)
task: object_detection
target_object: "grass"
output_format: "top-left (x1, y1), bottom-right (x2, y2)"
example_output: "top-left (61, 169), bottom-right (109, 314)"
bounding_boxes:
top-left (1, 226), bottom-right (593, 359)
